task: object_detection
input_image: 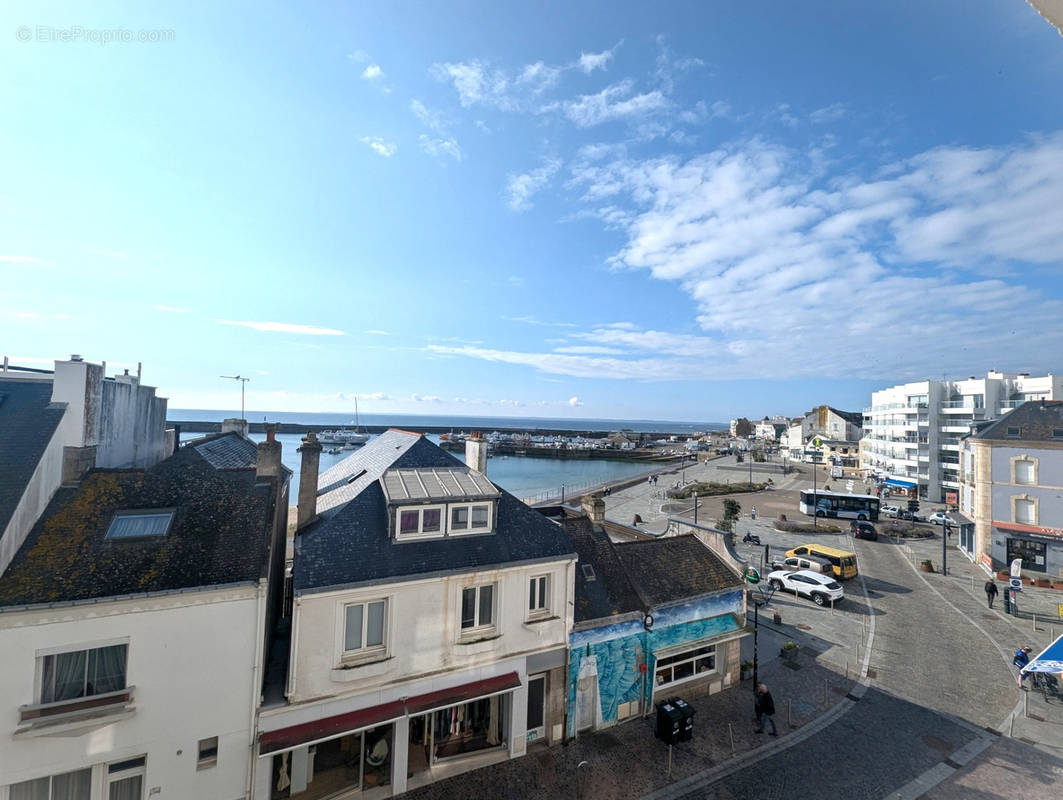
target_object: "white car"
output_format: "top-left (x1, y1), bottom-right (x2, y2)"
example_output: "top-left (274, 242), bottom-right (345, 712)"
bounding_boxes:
top-left (881, 505), bottom-right (899, 518)
top-left (927, 512), bottom-right (955, 526)
top-left (766, 569), bottom-right (845, 606)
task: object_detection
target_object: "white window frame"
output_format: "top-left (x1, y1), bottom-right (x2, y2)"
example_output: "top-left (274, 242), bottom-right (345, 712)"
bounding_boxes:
top-left (459, 583), bottom-right (497, 636)
top-left (653, 642), bottom-right (718, 690)
top-left (449, 502), bottom-right (493, 535)
top-left (197, 736), bottom-right (219, 770)
top-left (1012, 495), bottom-right (1037, 526)
top-left (395, 504), bottom-right (446, 540)
top-left (107, 756), bottom-right (146, 797)
top-left (36, 641), bottom-right (129, 706)
top-left (340, 598), bottom-right (389, 663)
top-left (528, 574), bottom-right (550, 619)
top-left (8, 767), bottom-right (94, 800)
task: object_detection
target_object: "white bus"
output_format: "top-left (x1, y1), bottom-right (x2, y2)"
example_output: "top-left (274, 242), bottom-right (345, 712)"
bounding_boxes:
top-left (799, 490), bottom-right (880, 522)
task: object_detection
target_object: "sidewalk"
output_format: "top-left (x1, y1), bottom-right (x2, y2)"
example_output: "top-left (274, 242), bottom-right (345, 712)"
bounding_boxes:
top-left (890, 532), bottom-right (1063, 752)
top-left (404, 633), bottom-right (856, 800)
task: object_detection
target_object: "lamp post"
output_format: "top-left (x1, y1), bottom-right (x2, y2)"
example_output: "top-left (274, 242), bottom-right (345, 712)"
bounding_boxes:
top-left (748, 450), bottom-right (753, 489)
top-left (693, 491), bottom-right (698, 524)
top-left (942, 520), bottom-right (949, 576)
top-left (219, 374), bottom-right (250, 418)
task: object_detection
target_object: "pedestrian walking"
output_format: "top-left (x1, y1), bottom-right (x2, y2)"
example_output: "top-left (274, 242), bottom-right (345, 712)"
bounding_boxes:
top-left (751, 506), bottom-right (757, 520)
top-left (984, 579), bottom-right (998, 609)
top-left (1014, 646), bottom-right (1032, 688)
top-left (754, 683), bottom-right (777, 735)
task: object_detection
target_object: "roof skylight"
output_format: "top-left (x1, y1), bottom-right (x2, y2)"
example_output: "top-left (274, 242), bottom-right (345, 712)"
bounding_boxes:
top-left (106, 510), bottom-right (174, 540)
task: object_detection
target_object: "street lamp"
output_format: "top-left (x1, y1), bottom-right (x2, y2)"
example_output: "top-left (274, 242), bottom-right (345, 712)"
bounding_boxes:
top-left (749, 584), bottom-right (775, 711)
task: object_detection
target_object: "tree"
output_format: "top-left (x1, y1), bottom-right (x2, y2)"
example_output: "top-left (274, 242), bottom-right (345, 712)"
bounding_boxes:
top-left (734, 417), bottom-right (754, 437)
top-left (721, 498), bottom-right (742, 532)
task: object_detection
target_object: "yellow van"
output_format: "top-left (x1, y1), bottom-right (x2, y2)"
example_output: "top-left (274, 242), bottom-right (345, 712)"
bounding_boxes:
top-left (786, 544), bottom-right (858, 580)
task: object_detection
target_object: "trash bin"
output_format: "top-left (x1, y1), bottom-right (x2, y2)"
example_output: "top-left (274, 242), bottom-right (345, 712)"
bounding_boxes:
top-left (669, 697), bottom-right (695, 741)
top-left (655, 700), bottom-right (682, 744)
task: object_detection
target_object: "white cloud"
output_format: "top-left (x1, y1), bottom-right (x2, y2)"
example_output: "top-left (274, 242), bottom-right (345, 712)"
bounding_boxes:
top-left (810, 103), bottom-right (846, 124)
top-left (156, 305), bottom-right (190, 313)
top-left (410, 99), bottom-right (447, 133)
top-left (347, 49), bottom-right (370, 64)
top-left (0, 255), bottom-right (43, 264)
top-left (568, 396), bottom-right (584, 407)
top-left (360, 136), bottom-right (397, 157)
top-left (502, 315), bottom-right (577, 328)
top-left (563, 80), bottom-right (668, 127)
top-left (430, 57), bottom-right (563, 112)
top-left (361, 64), bottom-right (384, 81)
top-left (220, 320), bottom-right (346, 336)
top-left (364, 329), bottom-right (390, 335)
top-left (578, 43), bottom-right (621, 74)
top-left (504, 156), bottom-right (563, 211)
top-left (554, 345), bottom-right (625, 355)
top-left (418, 134), bottom-right (462, 162)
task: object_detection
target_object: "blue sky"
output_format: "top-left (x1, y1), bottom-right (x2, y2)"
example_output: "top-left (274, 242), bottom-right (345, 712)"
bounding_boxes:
top-left (3, 1), bottom-right (1063, 423)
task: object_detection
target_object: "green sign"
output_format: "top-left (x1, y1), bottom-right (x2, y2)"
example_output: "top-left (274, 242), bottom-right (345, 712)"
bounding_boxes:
top-left (745, 567), bottom-right (760, 584)
top-left (812, 437), bottom-right (822, 447)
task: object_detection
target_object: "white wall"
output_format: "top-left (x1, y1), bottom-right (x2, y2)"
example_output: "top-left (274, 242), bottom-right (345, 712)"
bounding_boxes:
top-left (288, 560), bottom-right (573, 704)
top-left (0, 585), bottom-right (263, 800)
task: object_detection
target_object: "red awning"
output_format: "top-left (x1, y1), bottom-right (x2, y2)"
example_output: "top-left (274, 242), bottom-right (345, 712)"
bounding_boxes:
top-left (405, 671), bottom-right (521, 716)
top-left (259, 700), bottom-right (405, 755)
top-left (993, 521), bottom-right (1063, 538)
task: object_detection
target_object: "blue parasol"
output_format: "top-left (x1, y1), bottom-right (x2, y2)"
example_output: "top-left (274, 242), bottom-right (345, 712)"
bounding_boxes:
top-left (1021, 633), bottom-right (1063, 675)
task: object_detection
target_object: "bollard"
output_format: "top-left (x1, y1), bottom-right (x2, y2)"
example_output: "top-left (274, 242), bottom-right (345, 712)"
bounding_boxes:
top-left (728, 723), bottom-right (735, 756)
top-left (1033, 613), bottom-right (1037, 632)
top-left (1024, 689), bottom-right (1029, 719)
top-left (668, 744), bottom-right (673, 776)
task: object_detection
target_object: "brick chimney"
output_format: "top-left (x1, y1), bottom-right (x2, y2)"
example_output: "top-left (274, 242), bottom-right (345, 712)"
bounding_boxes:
top-left (255, 424), bottom-right (283, 480)
top-left (297, 431), bottom-right (323, 529)
top-left (466, 431), bottom-right (488, 475)
top-left (581, 495), bottom-right (605, 524)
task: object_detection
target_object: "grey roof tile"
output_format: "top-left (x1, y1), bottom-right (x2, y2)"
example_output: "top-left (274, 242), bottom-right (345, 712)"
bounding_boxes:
top-left (0, 380), bottom-right (66, 539)
top-left (972, 400), bottom-right (1063, 442)
top-left (614, 535), bottom-right (743, 608)
top-left (192, 433), bottom-right (260, 469)
top-left (294, 432), bottom-right (576, 592)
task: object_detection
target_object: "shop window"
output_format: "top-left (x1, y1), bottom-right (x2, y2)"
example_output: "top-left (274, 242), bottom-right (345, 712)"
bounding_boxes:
top-left (654, 643), bottom-right (717, 689)
top-left (1007, 537), bottom-right (1046, 571)
top-left (460, 584), bottom-right (495, 632)
top-left (528, 575), bottom-right (550, 617)
top-left (197, 736), bottom-right (218, 769)
top-left (344, 600), bottom-right (388, 655)
top-left (11, 768), bottom-right (92, 800)
top-left (423, 695), bottom-right (506, 762)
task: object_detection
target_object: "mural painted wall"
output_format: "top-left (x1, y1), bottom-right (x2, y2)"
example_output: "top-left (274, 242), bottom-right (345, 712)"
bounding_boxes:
top-left (567, 590), bottom-right (744, 733)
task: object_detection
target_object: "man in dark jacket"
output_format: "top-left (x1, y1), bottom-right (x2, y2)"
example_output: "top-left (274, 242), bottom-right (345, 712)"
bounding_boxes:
top-left (754, 683), bottom-right (777, 735)
top-left (985, 580), bottom-right (999, 608)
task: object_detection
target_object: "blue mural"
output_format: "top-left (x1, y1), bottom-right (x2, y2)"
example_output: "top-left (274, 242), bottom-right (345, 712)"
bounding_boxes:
top-left (566, 590), bottom-right (745, 733)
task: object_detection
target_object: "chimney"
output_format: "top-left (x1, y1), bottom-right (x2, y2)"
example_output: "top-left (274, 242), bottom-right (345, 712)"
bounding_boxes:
top-left (297, 431), bottom-right (323, 529)
top-left (581, 494), bottom-right (605, 524)
top-left (466, 431), bottom-right (488, 475)
top-left (221, 417), bottom-right (249, 438)
top-left (255, 423), bottom-right (283, 480)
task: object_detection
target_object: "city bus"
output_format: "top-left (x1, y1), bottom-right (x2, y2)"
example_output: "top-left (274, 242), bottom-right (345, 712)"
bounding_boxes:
top-left (798, 489), bottom-right (880, 522)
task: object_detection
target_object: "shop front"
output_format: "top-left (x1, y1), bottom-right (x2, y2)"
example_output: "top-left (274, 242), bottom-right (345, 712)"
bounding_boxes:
top-left (257, 672), bottom-right (523, 798)
top-left (991, 523), bottom-right (1063, 577)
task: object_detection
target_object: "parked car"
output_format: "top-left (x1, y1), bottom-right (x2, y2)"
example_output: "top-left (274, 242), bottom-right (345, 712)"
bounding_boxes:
top-left (881, 505), bottom-right (899, 518)
top-left (850, 520), bottom-right (878, 540)
top-left (927, 512), bottom-right (955, 526)
top-left (766, 569), bottom-right (845, 606)
top-left (770, 555), bottom-right (833, 574)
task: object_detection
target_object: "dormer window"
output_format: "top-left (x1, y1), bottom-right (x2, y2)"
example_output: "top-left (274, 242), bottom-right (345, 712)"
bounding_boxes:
top-left (382, 467), bottom-right (500, 541)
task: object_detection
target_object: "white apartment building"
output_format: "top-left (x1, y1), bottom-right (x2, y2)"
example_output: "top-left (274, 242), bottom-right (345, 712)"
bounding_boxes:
top-left (861, 371), bottom-right (1063, 503)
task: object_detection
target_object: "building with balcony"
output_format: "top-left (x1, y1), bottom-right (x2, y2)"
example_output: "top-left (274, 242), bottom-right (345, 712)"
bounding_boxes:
top-left (959, 401), bottom-right (1063, 577)
top-left (0, 429), bottom-right (290, 800)
top-left (254, 431), bottom-right (577, 799)
top-left (861, 371), bottom-right (1063, 503)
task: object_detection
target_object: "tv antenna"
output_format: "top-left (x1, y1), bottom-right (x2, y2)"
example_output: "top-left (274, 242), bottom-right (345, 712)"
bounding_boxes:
top-left (220, 375), bottom-right (250, 418)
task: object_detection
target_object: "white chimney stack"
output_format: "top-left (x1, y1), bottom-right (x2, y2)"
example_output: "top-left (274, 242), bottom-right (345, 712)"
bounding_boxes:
top-left (466, 431), bottom-right (488, 475)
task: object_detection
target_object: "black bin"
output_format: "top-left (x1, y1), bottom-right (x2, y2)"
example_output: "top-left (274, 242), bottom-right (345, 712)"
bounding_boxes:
top-left (669, 697), bottom-right (695, 741)
top-left (655, 700), bottom-right (682, 744)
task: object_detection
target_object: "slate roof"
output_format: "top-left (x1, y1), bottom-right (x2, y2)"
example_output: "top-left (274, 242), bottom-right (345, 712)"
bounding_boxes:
top-left (0, 380), bottom-right (66, 540)
top-left (0, 435), bottom-right (278, 608)
top-left (827, 407), bottom-right (864, 428)
top-left (560, 515), bottom-right (643, 624)
top-left (192, 433), bottom-right (261, 469)
top-left (614, 535), bottom-right (743, 608)
top-left (972, 401), bottom-right (1063, 442)
top-left (294, 431), bottom-right (577, 593)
